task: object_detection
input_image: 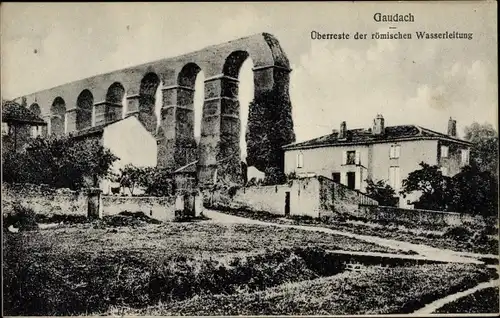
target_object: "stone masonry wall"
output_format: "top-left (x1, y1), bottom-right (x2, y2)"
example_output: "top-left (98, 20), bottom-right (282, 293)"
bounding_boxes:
top-left (101, 195), bottom-right (176, 222)
top-left (356, 204), bottom-right (491, 228)
top-left (2, 183), bottom-right (87, 216)
top-left (318, 176), bottom-right (378, 216)
top-left (2, 183), bottom-right (176, 222)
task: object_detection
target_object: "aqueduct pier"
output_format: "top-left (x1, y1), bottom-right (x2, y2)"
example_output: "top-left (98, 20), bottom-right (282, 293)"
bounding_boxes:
top-left (14, 33), bottom-right (293, 184)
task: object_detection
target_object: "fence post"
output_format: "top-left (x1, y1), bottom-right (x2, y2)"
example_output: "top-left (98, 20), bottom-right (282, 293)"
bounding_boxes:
top-left (87, 187), bottom-right (103, 220)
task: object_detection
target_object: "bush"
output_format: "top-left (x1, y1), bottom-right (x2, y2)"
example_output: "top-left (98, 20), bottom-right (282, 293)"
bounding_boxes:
top-left (4, 202), bottom-right (38, 231)
top-left (443, 226), bottom-right (473, 241)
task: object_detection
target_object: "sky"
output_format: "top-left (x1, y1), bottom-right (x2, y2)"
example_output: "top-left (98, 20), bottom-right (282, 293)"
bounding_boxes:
top-left (1, 2), bottom-right (498, 156)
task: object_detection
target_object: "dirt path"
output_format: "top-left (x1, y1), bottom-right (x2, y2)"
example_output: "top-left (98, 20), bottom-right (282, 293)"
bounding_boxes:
top-left (412, 279), bottom-right (499, 315)
top-left (203, 209), bottom-right (486, 264)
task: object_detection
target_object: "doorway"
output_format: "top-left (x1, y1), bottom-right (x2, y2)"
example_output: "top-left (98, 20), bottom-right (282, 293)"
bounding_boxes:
top-left (347, 172), bottom-right (355, 190)
top-left (332, 172), bottom-right (341, 184)
top-left (284, 191), bottom-right (290, 216)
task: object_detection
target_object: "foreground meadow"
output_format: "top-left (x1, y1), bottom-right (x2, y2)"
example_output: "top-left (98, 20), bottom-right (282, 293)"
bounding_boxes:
top-left (3, 215), bottom-right (497, 315)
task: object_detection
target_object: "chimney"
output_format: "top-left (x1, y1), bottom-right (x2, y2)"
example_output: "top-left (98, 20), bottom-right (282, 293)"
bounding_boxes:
top-left (339, 121), bottom-right (347, 139)
top-left (372, 114), bottom-right (385, 135)
top-left (447, 117), bottom-right (457, 137)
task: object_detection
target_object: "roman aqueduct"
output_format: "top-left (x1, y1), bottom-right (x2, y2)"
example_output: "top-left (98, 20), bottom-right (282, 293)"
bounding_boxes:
top-left (15, 33), bottom-right (293, 184)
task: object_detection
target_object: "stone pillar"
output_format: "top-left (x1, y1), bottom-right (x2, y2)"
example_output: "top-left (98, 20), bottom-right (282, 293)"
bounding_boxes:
top-left (66, 109), bottom-right (77, 134)
top-left (42, 114), bottom-right (51, 136)
top-left (94, 102), bottom-right (123, 126)
top-left (125, 94), bottom-right (140, 118)
top-left (195, 192), bottom-right (204, 216)
top-left (94, 102), bottom-right (106, 126)
top-left (157, 85), bottom-right (197, 170)
top-left (198, 74), bottom-right (242, 185)
top-left (87, 187), bottom-right (103, 220)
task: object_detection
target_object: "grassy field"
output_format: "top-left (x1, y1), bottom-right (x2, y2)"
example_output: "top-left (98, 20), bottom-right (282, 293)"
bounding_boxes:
top-left (214, 208), bottom-right (498, 255)
top-left (3, 215), bottom-right (498, 315)
top-left (120, 264), bottom-right (496, 316)
top-left (434, 287), bottom-right (499, 314)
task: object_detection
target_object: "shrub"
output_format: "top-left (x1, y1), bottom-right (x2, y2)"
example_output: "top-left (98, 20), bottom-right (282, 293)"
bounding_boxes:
top-left (227, 186), bottom-right (240, 198)
top-left (4, 202), bottom-right (38, 231)
top-left (443, 225), bottom-right (473, 241)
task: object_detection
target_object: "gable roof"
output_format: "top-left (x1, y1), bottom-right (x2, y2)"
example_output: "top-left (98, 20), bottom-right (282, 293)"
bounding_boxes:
top-left (69, 118), bottom-right (123, 139)
top-left (283, 124), bottom-right (473, 150)
top-left (68, 115), bottom-right (151, 140)
top-left (1, 101), bottom-right (47, 125)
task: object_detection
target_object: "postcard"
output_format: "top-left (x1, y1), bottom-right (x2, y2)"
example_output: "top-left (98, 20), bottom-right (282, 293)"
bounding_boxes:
top-left (1, 1), bottom-right (498, 316)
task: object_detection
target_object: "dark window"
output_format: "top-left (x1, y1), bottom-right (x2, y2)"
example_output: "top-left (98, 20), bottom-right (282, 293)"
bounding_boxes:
top-left (346, 151), bottom-right (356, 165)
top-left (347, 172), bottom-right (356, 190)
top-left (332, 172), bottom-right (341, 183)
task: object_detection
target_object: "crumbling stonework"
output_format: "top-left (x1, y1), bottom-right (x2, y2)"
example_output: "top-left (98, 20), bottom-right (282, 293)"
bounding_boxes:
top-left (15, 33), bottom-right (294, 185)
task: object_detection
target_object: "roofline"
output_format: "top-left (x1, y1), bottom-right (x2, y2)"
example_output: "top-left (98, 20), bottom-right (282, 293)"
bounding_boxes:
top-left (283, 136), bottom-right (472, 151)
top-left (173, 160), bottom-right (199, 174)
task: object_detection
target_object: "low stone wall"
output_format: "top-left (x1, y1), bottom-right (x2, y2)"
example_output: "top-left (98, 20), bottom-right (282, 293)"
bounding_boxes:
top-left (208, 176), bottom-right (378, 219)
top-left (102, 195), bottom-right (176, 221)
top-left (318, 176), bottom-right (378, 215)
top-left (356, 205), bottom-right (491, 228)
top-left (2, 183), bottom-right (87, 216)
top-left (208, 178), bottom-right (323, 218)
top-left (2, 183), bottom-right (177, 222)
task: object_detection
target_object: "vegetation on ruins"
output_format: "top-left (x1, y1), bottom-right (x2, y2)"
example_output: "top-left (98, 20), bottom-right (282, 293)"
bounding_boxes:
top-left (2, 135), bottom-right (118, 190)
top-left (245, 90), bottom-right (295, 185)
top-left (463, 122), bottom-right (499, 178)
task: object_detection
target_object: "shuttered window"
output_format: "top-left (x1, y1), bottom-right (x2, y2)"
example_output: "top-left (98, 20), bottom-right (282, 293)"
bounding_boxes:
top-left (297, 152), bottom-right (304, 168)
top-left (389, 166), bottom-right (401, 190)
top-left (461, 149), bottom-right (470, 165)
top-left (441, 145), bottom-right (449, 158)
top-left (390, 145), bottom-right (401, 159)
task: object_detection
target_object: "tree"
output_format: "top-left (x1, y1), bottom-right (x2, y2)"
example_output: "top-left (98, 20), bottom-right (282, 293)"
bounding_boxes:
top-left (246, 90), bottom-right (295, 184)
top-left (364, 178), bottom-right (399, 206)
top-left (401, 162), bottom-right (498, 217)
top-left (447, 165), bottom-right (498, 217)
top-left (2, 135), bottom-right (118, 190)
top-left (117, 164), bottom-right (144, 195)
top-left (400, 162), bottom-right (451, 210)
top-left (463, 122), bottom-right (498, 177)
top-left (138, 167), bottom-right (174, 196)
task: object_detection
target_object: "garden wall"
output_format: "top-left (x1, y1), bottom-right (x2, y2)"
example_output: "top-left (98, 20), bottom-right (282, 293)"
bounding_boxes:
top-left (356, 204), bottom-right (492, 228)
top-left (102, 195), bottom-right (176, 221)
top-left (2, 183), bottom-right (87, 216)
top-left (208, 177), bottom-right (322, 217)
top-left (318, 176), bottom-right (378, 215)
top-left (208, 176), bottom-right (378, 218)
top-left (2, 183), bottom-right (176, 222)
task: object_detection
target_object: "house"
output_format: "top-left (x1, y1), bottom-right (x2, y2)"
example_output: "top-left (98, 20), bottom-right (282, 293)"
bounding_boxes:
top-left (1, 100), bottom-right (47, 153)
top-left (282, 115), bottom-right (473, 208)
top-left (70, 115), bottom-right (157, 194)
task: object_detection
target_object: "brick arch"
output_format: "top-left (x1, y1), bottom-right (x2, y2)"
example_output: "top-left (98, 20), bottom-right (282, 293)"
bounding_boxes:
top-left (76, 90), bottom-right (93, 131)
top-left (50, 97), bottom-right (66, 136)
top-left (137, 72), bottom-right (161, 135)
top-left (14, 33), bottom-right (293, 184)
top-left (29, 103), bottom-right (41, 117)
top-left (106, 82), bottom-right (125, 104)
top-left (197, 34), bottom-right (293, 184)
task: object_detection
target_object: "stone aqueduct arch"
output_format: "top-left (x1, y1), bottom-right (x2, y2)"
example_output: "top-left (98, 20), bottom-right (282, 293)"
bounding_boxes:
top-left (15, 33), bottom-right (292, 184)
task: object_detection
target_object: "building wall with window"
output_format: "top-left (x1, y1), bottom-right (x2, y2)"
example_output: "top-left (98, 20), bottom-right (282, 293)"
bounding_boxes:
top-left (284, 139), bottom-right (470, 209)
top-left (285, 144), bottom-right (371, 191)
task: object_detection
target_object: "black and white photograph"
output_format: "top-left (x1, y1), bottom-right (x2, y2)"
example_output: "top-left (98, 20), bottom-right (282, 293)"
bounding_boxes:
top-left (1, 1), bottom-right (498, 316)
